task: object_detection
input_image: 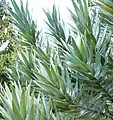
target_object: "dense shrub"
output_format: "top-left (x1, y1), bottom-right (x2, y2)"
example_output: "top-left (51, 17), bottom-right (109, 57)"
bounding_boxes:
top-left (0, 0), bottom-right (18, 82)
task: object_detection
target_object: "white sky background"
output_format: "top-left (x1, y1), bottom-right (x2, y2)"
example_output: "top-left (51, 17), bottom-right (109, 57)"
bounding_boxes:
top-left (7, 0), bottom-right (73, 30)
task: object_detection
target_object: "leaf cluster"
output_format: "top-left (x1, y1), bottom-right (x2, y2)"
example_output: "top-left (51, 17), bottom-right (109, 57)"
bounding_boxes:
top-left (1, 0), bottom-right (113, 119)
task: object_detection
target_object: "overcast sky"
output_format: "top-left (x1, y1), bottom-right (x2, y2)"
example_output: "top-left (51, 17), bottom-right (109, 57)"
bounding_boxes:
top-left (7, 0), bottom-right (73, 29)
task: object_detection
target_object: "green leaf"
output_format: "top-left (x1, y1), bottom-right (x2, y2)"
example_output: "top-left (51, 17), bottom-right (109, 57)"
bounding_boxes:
top-left (11, 0), bottom-right (22, 18)
top-left (12, 90), bottom-right (19, 110)
top-left (20, 89), bottom-right (26, 119)
top-left (12, 100), bottom-right (23, 120)
top-left (71, 38), bottom-right (82, 60)
top-left (28, 95), bottom-right (35, 120)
